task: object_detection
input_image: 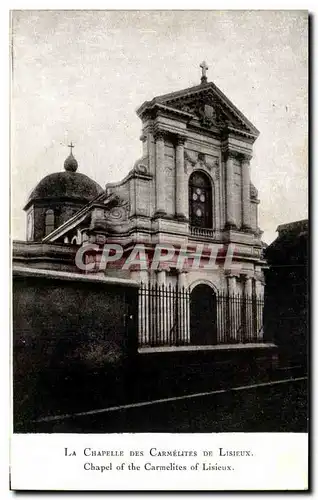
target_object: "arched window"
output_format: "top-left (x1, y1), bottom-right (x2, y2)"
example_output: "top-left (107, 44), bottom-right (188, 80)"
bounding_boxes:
top-left (189, 171), bottom-right (212, 228)
top-left (45, 209), bottom-right (55, 236)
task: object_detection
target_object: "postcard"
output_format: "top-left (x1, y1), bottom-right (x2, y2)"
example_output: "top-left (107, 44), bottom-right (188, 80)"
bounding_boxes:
top-left (10, 9), bottom-right (308, 491)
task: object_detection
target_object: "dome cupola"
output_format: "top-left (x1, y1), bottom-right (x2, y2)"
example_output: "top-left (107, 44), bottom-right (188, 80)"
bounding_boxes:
top-left (24, 144), bottom-right (104, 241)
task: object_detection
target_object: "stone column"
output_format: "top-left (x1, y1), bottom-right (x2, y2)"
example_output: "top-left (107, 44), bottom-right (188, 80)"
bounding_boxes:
top-left (228, 275), bottom-right (236, 294)
top-left (245, 276), bottom-right (253, 295)
top-left (217, 287), bottom-right (225, 344)
top-left (256, 280), bottom-right (265, 340)
top-left (178, 271), bottom-right (187, 288)
top-left (157, 269), bottom-right (166, 286)
top-left (227, 275), bottom-right (237, 342)
top-left (255, 278), bottom-right (264, 299)
top-left (225, 152), bottom-right (236, 229)
top-left (155, 269), bottom-right (166, 344)
top-left (244, 276), bottom-right (253, 343)
top-left (242, 155), bottom-right (252, 230)
top-left (139, 270), bottom-right (149, 346)
top-left (178, 271), bottom-right (190, 344)
top-left (154, 131), bottom-right (166, 216)
top-left (175, 135), bottom-right (187, 220)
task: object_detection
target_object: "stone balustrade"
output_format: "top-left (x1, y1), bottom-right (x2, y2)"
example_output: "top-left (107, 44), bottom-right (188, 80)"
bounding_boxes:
top-left (190, 226), bottom-right (216, 239)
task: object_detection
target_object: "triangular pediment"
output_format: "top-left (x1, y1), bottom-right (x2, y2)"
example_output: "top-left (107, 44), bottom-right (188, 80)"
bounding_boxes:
top-left (137, 82), bottom-right (259, 138)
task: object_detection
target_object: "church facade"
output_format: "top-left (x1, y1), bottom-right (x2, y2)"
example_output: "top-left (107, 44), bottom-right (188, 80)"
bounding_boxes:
top-left (14, 64), bottom-right (268, 351)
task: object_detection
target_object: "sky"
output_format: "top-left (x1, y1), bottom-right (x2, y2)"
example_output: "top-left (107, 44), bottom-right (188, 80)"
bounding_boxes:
top-left (11, 10), bottom-right (308, 244)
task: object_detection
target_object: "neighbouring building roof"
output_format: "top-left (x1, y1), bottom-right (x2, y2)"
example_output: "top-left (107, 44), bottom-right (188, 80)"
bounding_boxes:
top-left (265, 219), bottom-right (308, 265)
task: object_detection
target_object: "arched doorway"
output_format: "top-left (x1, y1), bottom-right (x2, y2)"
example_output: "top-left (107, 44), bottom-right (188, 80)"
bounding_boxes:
top-left (190, 284), bottom-right (217, 345)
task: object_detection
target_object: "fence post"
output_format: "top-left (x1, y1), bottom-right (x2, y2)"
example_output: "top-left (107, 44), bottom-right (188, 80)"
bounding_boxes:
top-left (178, 271), bottom-right (189, 344)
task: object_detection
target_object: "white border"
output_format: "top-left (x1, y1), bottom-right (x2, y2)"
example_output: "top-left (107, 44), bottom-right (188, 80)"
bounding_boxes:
top-left (3, 3), bottom-right (313, 498)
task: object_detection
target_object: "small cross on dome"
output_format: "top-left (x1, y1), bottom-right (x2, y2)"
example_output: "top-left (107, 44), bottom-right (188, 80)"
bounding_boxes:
top-left (200, 61), bottom-right (209, 84)
top-left (64, 142), bottom-right (78, 172)
top-left (68, 142), bottom-right (75, 154)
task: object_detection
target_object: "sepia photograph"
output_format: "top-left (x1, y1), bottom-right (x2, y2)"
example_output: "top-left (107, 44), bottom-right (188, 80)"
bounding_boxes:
top-left (10, 8), bottom-right (308, 491)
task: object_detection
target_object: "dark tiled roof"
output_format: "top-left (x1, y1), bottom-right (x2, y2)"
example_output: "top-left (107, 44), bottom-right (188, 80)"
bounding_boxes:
top-left (24, 171), bottom-right (104, 210)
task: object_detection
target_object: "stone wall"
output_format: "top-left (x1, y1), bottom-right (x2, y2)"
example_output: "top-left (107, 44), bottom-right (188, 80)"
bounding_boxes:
top-left (13, 269), bottom-right (139, 430)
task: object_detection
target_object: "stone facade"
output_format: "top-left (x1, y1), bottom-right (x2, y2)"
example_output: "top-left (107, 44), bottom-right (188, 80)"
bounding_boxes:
top-left (99, 79), bottom-right (266, 301)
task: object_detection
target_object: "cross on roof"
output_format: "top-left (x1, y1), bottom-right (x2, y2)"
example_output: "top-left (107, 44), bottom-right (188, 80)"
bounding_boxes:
top-left (68, 142), bottom-right (75, 154)
top-left (200, 61), bottom-right (209, 83)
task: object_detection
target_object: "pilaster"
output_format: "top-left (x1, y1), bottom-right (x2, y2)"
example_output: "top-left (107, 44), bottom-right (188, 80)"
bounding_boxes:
top-left (223, 151), bottom-right (237, 229)
top-left (154, 130), bottom-right (166, 216)
top-left (242, 154), bottom-right (252, 231)
top-left (178, 270), bottom-right (188, 288)
top-left (244, 275), bottom-right (254, 342)
top-left (244, 275), bottom-right (253, 296)
top-left (178, 270), bottom-right (190, 344)
top-left (139, 270), bottom-right (150, 345)
top-left (227, 274), bottom-right (237, 342)
top-left (227, 274), bottom-right (237, 295)
top-left (175, 135), bottom-right (187, 221)
top-left (156, 268), bottom-right (166, 286)
top-left (156, 269), bottom-right (166, 342)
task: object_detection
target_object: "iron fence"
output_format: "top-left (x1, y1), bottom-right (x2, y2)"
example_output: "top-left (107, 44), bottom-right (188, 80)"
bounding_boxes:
top-left (139, 283), bottom-right (264, 347)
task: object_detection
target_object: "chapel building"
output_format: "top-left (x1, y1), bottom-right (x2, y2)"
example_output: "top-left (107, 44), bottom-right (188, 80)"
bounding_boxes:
top-left (14, 63), bottom-right (267, 349)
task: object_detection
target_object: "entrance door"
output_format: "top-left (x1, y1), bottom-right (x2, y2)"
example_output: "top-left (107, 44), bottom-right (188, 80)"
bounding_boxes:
top-left (190, 284), bottom-right (217, 345)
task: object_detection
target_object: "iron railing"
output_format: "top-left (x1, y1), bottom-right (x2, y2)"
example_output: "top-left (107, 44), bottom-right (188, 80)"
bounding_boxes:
top-left (139, 283), bottom-right (265, 347)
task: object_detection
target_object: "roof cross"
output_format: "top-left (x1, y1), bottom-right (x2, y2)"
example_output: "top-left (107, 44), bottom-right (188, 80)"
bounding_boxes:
top-left (200, 61), bottom-right (209, 84)
top-left (68, 142), bottom-right (75, 154)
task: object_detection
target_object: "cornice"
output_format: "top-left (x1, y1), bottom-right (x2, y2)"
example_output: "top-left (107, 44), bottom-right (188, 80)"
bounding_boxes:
top-left (226, 126), bottom-right (258, 141)
top-left (221, 150), bottom-right (245, 162)
top-left (152, 127), bottom-right (186, 144)
top-left (137, 101), bottom-right (193, 120)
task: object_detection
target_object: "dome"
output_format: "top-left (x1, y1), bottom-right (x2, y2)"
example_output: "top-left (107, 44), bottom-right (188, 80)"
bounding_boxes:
top-left (24, 170), bottom-right (104, 210)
